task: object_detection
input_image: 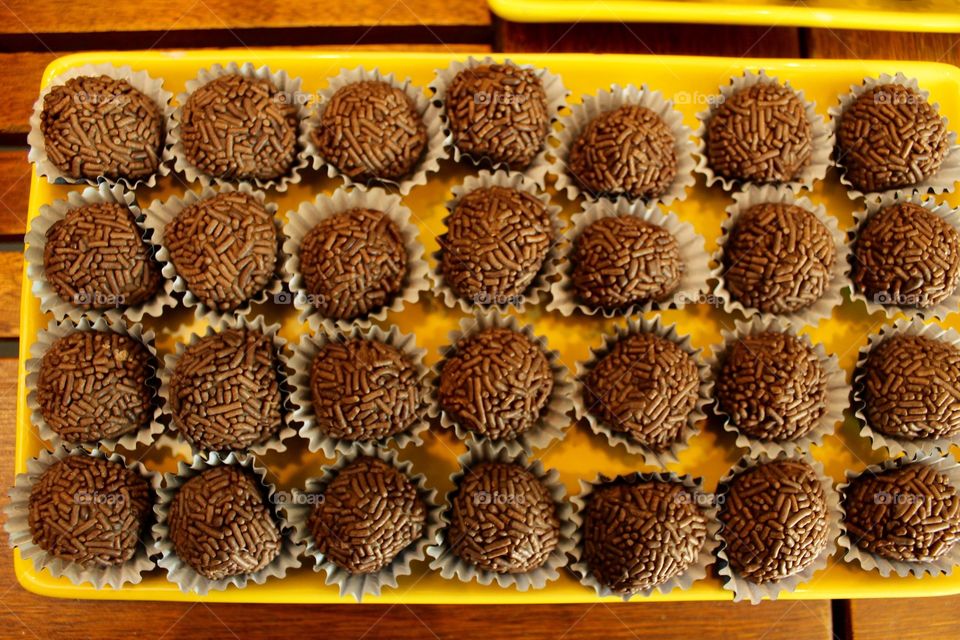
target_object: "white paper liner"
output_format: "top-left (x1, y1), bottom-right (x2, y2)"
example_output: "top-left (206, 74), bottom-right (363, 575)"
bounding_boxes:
top-left (546, 197), bottom-right (710, 318)
top-left (156, 314), bottom-right (295, 456)
top-left (852, 317), bottom-right (960, 457)
top-left (712, 183), bottom-right (849, 328)
top-left (847, 193), bottom-right (960, 321)
top-left (304, 66), bottom-right (448, 196)
top-left (27, 63), bottom-right (174, 190)
top-left (282, 186), bottom-right (429, 333)
top-left (546, 84), bottom-right (697, 207)
top-left (429, 55), bottom-right (569, 180)
top-left (152, 451), bottom-right (302, 594)
top-left (574, 315), bottom-right (713, 466)
top-left (25, 317), bottom-right (164, 451)
top-left (430, 310), bottom-right (574, 456)
top-left (288, 323), bottom-right (433, 457)
top-left (431, 169), bottom-right (564, 314)
top-left (568, 471), bottom-right (720, 600)
top-left (829, 72), bottom-right (960, 203)
top-left (24, 182), bottom-right (177, 324)
top-left (4, 445), bottom-right (160, 589)
top-left (167, 62), bottom-right (310, 193)
top-left (706, 316), bottom-right (846, 456)
top-left (694, 70), bottom-right (833, 193)
top-left (838, 453), bottom-right (960, 578)
top-left (142, 183), bottom-right (285, 318)
top-left (714, 451), bottom-right (842, 603)
top-left (426, 440), bottom-right (575, 590)
top-left (281, 443), bottom-right (443, 601)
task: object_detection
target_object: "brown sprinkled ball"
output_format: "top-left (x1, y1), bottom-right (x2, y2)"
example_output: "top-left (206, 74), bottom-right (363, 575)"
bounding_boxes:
top-left (723, 202), bottom-right (836, 314)
top-left (310, 338), bottom-right (422, 442)
top-left (568, 105), bottom-right (677, 200)
top-left (572, 215), bottom-right (683, 311)
top-left (299, 208), bottom-right (408, 322)
top-left (308, 457), bottom-right (427, 574)
top-left (314, 81), bottom-right (427, 182)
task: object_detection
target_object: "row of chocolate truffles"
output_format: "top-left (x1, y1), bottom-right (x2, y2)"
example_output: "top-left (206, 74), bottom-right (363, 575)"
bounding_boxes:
top-left (6, 446), bottom-right (959, 602)
top-left (30, 60), bottom-right (958, 202)
top-left (26, 309), bottom-right (960, 466)
top-left (24, 177), bottom-right (960, 331)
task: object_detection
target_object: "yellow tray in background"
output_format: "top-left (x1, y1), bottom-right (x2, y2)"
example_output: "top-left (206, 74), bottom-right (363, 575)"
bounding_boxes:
top-left (15, 50), bottom-right (960, 603)
top-left (488, 0), bottom-right (960, 31)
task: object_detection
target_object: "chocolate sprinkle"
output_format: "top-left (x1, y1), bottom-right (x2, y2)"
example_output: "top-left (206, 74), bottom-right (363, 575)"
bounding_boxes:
top-left (314, 81), bottom-right (427, 182)
top-left (445, 64), bottom-right (550, 168)
top-left (583, 480), bottom-right (708, 595)
top-left (41, 75), bottom-right (164, 182)
top-left (166, 192), bottom-right (278, 312)
top-left (844, 464), bottom-right (960, 563)
top-left (572, 215), bottom-right (682, 310)
top-left (440, 186), bottom-right (553, 305)
top-left (169, 328), bottom-right (283, 452)
top-left (448, 461), bottom-right (560, 573)
top-left (37, 330), bottom-right (154, 444)
top-left (308, 456), bottom-right (427, 574)
top-left (706, 82), bottom-right (812, 184)
top-left (567, 105), bottom-right (677, 200)
top-left (720, 459), bottom-right (828, 583)
top-left (181, 74), bottom-right (299, 182)
top-left (862, 334), bottom-right (960, 440)
top-left (310, 338), bottom-right (422, 442)
top-left (29, 455), bottom-right (151, 567)
top-left (584, 332), bottom-right (700, 452)
top-left (837, 84), bottom-right (950, 193)
top-left (439, 327), bottom-right (553, 441)
top-left (299, 208), bottom-right (408, 322)
top-left (44, 202), bottom-right (163, 310)
top-left (723, 203), bottom-right (836, 314)
top-left (716, 331), bottom-right (826, 442)
top-left (853, 202), bottom-right (960, 309)
top-left (168, 465), bottom-right (281, 580)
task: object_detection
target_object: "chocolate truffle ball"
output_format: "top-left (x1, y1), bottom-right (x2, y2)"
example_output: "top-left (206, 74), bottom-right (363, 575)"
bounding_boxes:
top-left (862, 334), bottom-right (960, 440)
top-left (180, 74), bottom-right (299, 182)
top-left (314, 81), bottom-right (427, 182)
top-left (445, 64), bottom-right (549, 168)
top-left (584, 332), bottom-right (700, 451)
top-left (720, 459), bottom-right (828, 583)
top-left (572, 215), bottom-right (682, 310)
top-left (29, 455), bottom-right (151, 567)
top-left (583, 481), bottom-right (708, 595)
top-left (837, 84), bottom-right (950, 193)
top-left (168, 465), bottom-right (282, 580)
top-left (567, 105), bottom-right (678, 200)
top-left (706, 82), bottom-right (812, 184)
top-left (310, 338), bottom-right (422, 442)
top-left (440, 186), bottom-right (553, 305)
top-left (716, 332), bottom-right (826, 441)
top-left (37, 331), bottom-right (154, 444)
top-left (723, 203), bottom-right (836, 314)
top-left (44, 202), bottom-right (162, 310)
top-left (169, 328), bottom-right (283, 451)
top-left (448, 461), bottom-right (560, 573)
top-left (853, 202), bottom-right (960, 309)
top-left (299, 208), bottom-right (407, 321)
top-left (439, 328), bottom-right (553, 441)
top-left (40, 75), bottom-right (164, 182)
top-left (308, 456), bottom-right (427, 574)
top-left (844, 464), bottom-right (960, 563)
top-left (166, 192), bottom-right (278, 312)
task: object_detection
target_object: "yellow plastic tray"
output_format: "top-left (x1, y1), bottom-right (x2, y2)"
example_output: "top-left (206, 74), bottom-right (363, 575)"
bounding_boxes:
top-left (488, 0), bottom-right (960, 31)
top-left (16, 50), bottom-right (960, 603)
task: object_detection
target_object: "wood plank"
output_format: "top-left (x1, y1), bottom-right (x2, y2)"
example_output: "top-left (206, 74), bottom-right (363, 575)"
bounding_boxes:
top-left (805, 29), bottom-right (960, 65)
top-left (0, 253), bottom-right (21, 339)
top-left (0, 150), bottom-right (30, 238)
top-left (849, 597), bottom-right (960, 640)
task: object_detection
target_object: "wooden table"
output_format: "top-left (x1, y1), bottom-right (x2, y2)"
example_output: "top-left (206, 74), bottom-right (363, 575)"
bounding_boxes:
top-left (0, 3), bottom-right (958, 638)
